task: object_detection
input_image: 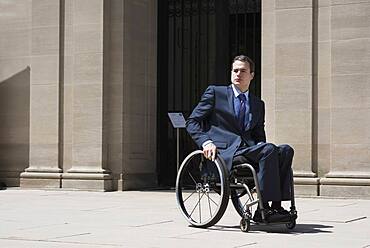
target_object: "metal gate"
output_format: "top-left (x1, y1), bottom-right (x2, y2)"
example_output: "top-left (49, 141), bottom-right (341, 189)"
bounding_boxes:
top-left (157, 0), bottom-right (261, 186)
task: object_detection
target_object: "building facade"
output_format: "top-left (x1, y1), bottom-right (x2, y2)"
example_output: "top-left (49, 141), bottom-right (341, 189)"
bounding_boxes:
top-left (0, 0), bottom-right (369, 197)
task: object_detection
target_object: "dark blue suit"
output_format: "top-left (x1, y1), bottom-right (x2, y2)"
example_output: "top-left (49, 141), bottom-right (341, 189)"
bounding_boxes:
top-left (186, 85), bottom-right (293, 202)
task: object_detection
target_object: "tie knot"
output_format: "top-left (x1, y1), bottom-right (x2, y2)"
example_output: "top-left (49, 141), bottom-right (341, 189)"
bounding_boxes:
top-left (238, 93), bottom-right (246, 102)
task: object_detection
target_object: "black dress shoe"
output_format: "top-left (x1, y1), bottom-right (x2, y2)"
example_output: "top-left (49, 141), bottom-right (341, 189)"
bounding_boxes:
top-left (253, 208), bottom-right (273, 223)
top-left (253, 207), bottom-right (292, 223)
top-left (270, 207), bottom-right (291, 222)
top-left (269, 212), bottom-right (290, 222)
top-left (273, 207), bottom-right (290, 215)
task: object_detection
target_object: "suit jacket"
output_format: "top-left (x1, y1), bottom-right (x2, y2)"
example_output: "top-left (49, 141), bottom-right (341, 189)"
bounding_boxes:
top-left (186, 85), bottom-right (266, 170)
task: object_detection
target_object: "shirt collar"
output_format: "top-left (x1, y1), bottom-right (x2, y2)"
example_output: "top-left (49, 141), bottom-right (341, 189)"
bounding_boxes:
top-left (231, 84), bottom-right (249, 99)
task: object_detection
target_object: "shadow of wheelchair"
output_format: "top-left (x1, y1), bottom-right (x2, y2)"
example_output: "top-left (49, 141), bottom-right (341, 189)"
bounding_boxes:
top-left (288, 223), bottom-right (333, 233)
top-left (210, 223), bottom-right (333, 234)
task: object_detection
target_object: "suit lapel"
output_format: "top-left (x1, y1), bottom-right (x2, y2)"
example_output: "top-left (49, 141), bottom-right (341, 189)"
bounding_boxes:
top-left (246, 93), bottom-right (257, 130)
top-left (227, 86), bottom-right (234, 116)
top-left (226, 86), bottom-right (241, 130)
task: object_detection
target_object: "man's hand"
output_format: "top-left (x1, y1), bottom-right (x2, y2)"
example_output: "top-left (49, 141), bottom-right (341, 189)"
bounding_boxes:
top-left (203, 143), bottom-right (217, 161)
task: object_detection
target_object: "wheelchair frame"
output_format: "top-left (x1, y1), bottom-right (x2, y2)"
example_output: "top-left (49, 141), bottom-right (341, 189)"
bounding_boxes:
top-left (176, 150), bottom-right (297, 232)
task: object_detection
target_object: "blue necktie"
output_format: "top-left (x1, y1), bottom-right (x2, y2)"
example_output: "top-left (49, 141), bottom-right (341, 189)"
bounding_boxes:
top-left (238, 94), bottom-right (246, 130)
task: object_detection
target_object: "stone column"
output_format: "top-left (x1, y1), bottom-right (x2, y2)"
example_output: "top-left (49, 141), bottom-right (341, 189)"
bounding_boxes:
top-left (18, 0), bottom-right (160, 190)
top-left (262, 0), bottom-right (319, 196)
top-left (315, 0), bottom-right (331, 185)
top-left (20, 0), bottom-right (62, 188)
top-left (320, 0), bottom-right (370, 197)
top-left (103, 0), bottom-right (124, 190)
top-left (0, 1), bottom-right (31, 186)
top-left (119, 0), bottom-right (158, 190)
top-left (61, 0), bottom-right (112, 190)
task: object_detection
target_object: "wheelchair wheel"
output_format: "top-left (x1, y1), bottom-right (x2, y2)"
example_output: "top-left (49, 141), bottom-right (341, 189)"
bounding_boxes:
top-left (176, 151), bottom-right (230, 228)
top-left (240, 218), bottom-right (250, 232)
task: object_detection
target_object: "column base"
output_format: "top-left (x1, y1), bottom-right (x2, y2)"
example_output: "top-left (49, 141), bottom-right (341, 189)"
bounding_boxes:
top-left (20, 172), bottom-right (62, 189)
top-left (294, 177), bottom-right (320, 197)
top-left (320, 178), bottom-right (370, 199)
top-left (62, 172), bottom-right (113, 191)
top-left (119, 173), bottom-right (158, 190)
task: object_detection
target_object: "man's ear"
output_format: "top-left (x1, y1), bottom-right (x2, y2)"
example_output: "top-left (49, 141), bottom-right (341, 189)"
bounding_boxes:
top-left (251, 72), bottom-right (255, 79)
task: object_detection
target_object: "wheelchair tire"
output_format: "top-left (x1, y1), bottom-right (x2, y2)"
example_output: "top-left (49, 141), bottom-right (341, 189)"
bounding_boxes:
top-left (240, 218), bottom-right (250, 232)
top-left (176, 151), bottom-right (230, 228)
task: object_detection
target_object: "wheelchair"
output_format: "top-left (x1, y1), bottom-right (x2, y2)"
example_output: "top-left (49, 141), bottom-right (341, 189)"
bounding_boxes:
top-left (175, 150), bottom-right (297, 232)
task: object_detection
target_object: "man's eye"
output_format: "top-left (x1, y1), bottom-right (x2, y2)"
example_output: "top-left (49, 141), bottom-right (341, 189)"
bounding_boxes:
top-left (233, 69), bottom-right (246, 73)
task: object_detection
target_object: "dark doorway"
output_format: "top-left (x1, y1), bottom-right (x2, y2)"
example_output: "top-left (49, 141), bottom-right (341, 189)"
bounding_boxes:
top-left (157, 0), bottom-right (261, 187)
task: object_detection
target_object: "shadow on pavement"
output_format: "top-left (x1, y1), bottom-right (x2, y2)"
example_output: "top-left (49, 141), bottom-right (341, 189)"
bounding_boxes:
top-left (211, 223), bottom-right (333, 234)
top-left (291, 223), bottom-right (333, 233)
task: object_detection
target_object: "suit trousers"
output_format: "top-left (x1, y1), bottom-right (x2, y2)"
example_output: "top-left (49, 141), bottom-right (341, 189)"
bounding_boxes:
top-left (233, 143), bottom-right (294, 202)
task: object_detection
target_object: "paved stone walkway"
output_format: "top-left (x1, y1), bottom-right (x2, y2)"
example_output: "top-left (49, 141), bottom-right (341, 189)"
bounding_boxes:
top-left (0, 189), bottom-right (369, 247)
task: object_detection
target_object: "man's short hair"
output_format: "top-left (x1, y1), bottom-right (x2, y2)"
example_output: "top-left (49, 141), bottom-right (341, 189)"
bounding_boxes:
top-left (232, 55), bottom-right (255, 73)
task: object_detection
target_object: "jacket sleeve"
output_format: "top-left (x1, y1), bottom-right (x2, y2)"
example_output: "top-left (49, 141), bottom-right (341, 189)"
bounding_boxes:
top-left (253, 100), bottom-right (267, 143)
top-left (186, 86), bottom-right (215, 148)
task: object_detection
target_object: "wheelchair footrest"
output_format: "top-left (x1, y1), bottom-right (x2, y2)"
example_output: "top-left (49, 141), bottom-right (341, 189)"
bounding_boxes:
top-left (253, 210), bottom-right (297, 224)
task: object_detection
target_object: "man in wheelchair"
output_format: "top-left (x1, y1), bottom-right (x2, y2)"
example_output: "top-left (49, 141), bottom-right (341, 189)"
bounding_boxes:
top-left (186, 55), bottom-right (295, 223)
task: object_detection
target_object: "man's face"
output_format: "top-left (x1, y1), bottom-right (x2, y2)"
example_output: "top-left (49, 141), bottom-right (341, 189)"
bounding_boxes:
top-left (231, 60), bottom-right (254, 92)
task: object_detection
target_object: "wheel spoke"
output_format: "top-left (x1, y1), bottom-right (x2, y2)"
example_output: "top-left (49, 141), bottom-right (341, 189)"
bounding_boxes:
top-left (206, 192), bottom-right (213, 217)
top-left (198, 191), bottom-right (202, 223)
top-left (182, 189), bottom-right (197, 203)
top-left (189, 191), bottom-right (206, 220)
top-left (207, 192), bottom-right (220, 207)
top-left (188, 171), bottom-right (197, 185)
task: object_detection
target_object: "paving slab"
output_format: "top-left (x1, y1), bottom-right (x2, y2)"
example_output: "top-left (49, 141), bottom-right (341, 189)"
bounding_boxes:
top-left (0, 189), bottom-right (369, 248)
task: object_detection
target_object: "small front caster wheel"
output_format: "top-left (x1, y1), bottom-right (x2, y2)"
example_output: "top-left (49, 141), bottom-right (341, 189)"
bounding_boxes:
top-left (286, 219), bottom-right (296, 229)
top-left (240, 218), bottom-right (250, 232)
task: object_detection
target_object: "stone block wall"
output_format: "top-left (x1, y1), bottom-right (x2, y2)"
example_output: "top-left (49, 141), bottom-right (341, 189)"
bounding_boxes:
top-left (1, 0), bottom-right (369, 196)
top-left (262, 0), bottom-right (370, 198)
top-left (0, 0), bottom-right (31, 186)
top-left (0, 0), bottom-right (157, 191)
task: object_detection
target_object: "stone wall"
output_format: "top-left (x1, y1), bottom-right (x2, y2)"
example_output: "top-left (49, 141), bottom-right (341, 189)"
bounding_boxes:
top-left (0, 0), bottom-right (157, 191)
top-left (1, 0), bottom-right (369, 195)
top-left (262, 0), bottom-right (370, 198)
top-left (0, 0), bottom-right (31, 186)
